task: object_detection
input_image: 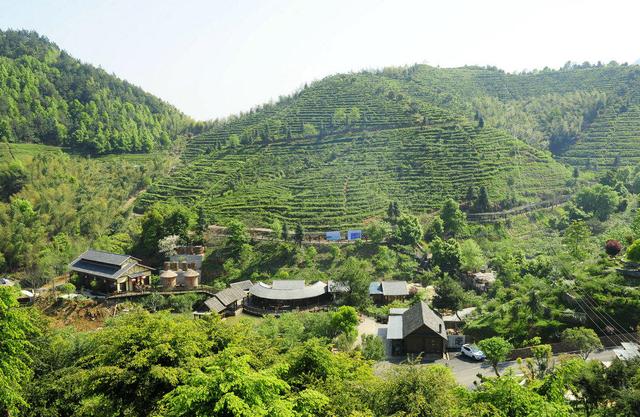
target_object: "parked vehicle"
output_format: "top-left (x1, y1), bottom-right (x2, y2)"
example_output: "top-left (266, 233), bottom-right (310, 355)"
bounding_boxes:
top-left (461, 343), bottom-right (485, 360)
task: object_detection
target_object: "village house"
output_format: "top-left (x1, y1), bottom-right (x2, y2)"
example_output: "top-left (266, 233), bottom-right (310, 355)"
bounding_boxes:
top-left (369, 280), bottom-right (409, 304)
top-left (204, 286), bottom-right (247, 316)
top-left (386, 301), bottom-right (448, 357)
top-left (462, 271), bottom-right (496, 292)
top-left (244, 280), bottom-right (331, 314)
top-left (69, 249), bottom-right (154, 294)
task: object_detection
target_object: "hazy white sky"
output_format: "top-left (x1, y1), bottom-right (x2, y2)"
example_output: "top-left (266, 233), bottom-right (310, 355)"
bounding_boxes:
top-left (1, 0), bottom-right (638, 120)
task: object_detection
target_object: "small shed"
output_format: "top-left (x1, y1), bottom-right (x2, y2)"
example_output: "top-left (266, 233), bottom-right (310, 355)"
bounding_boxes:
top-left (462, 271), bottom-right (496, 292)
top-left (203, 286), bottom-right (247, 316)
top-left (369, 280), bottom-right (409, 304)
top-left (387, 301), bottom-right (447, 357)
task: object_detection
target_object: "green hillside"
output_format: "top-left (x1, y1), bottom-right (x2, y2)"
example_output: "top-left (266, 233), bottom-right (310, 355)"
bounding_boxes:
top-left (396, 64), bottom-right (640, 166)
top-left (133, 64), bottom-right (620, 228)
top-left (134, 62), bottom-right (640, 230)
top-left (0, 30), bottom-right (193, 154)
top-left (139, 123), bottom-right (570, 230)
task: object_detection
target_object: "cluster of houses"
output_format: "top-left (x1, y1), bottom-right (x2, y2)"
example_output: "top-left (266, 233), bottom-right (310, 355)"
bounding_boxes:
top-left (65, 248), bottom-right (476, 358)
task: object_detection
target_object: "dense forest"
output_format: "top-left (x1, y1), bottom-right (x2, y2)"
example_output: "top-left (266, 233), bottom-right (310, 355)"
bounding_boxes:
top-left (0, 143), bottom-right (175, 283)
top-left (0, 30), bottom-right (194, 154)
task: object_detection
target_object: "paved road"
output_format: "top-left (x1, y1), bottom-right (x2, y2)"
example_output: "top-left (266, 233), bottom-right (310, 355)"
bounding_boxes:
top-left (436, 348), bottom-right (617, 388)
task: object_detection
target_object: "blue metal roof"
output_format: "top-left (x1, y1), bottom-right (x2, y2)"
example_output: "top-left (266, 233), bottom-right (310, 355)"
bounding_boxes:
top-left (369, 282), bottom-right (383, 295)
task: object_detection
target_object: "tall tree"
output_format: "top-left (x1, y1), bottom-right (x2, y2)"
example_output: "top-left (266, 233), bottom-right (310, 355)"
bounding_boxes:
top-left (0, 287), bottom-right (39, 416)
top-left (478, 337), bottom-right (513, 377)
top-left (440, 199), bottom-right (466, 237)
top-left (294, 223), bottom-right (304, 246)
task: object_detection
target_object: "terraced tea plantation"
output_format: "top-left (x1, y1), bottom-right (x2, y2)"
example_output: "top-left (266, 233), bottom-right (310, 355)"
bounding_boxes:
top-left (137, 63), bottom-right (640, 228)
top-left (138, 123), bottom-right (570, 230)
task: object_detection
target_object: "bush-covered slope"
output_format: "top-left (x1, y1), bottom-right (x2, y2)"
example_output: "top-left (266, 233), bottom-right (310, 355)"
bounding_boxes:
top-left (0, 30), bottom-right (192, 154)
top-left (395, 64), bottom-right (640, 165)
top-left (141, 63), bottom-right (640, 228)
top-left (139, 122), bottom-right (570, 230)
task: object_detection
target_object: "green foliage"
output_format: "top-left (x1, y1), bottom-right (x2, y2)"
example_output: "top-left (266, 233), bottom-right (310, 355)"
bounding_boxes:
top-left (0, 160), bottom-right (28, 200)
top-left (378, 364), bottom-right (462, 417)
top-left (302, 123), bottom-right (318, 137)
top-left (394, 214), bottom-right (423, 245)
top-left (157, 350), bottom-right (294, 417)
top-left (477, 337), bottom-right (513, 376)
top-left (561, 327), bottom-right (603, 359)
top-left (441, 199), bottom-right (467, 236)
top-left (562, 220), bottom-right (591, 259)
top-left (0, 286), bottom-right (39, 415)
top-left (460, 239), bottom-right (485, 272)
top-left (470, 375), bottom-right (572, 416)
top-left (426, 215), bottom-right (445, 240)
top-left (55, 282), bottom-right (75, 294)
top-left (294, 222), bottom-right (304, 246)
top-left (433, 274), bottom-right (466, 311)
top-left (364, 220), bottom-right (391, 243)
top-left (626, 239), bottom-right (640, 262)
top-left (360, 334), bottom-right (385, 361)
top-left (0, 30), bottom-right (191, 154)
top-left (0, 150), bottom-right (159, 274)
top-left (331, 306), bottom-right (359, 336)
top-left (226, 219), bottom-right (250, 252)
top-left (138, 202), bottom-right (195, 259)
top-left (142, 292), bottom-right (167, 312)
top-left (575, 184), bottom-right (619, 221)
top-left (334, 257), bottom-right (371, 308)
top-left (430, 237), bottom-right (461, 273)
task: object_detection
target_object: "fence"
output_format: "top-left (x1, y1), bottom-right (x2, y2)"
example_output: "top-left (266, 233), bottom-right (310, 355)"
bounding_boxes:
top-left (508, 332), bottom-right (639, 360)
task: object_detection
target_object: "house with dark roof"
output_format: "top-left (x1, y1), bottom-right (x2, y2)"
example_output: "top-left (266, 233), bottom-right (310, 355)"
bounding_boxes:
top-left (229, 280), bottom-right (253, 292)
top-left (245, 280), bottom-right (331, 313)
top-left (69, 249), bottom-right (153, 294)
top-left (386, 301), bottom-right (447, 357)
top-left (369, 280), bottom-right (409, 303)
top-left (204, 286), bottom-right (247, 315)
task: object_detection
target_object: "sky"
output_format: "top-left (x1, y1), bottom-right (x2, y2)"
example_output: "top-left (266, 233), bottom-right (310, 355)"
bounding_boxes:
top-left (1, 0), bottom-right (639, 120)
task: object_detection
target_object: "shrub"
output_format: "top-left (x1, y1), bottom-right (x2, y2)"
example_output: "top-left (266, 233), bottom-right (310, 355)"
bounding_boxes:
top-left (604, 239), bottom-right (622, 257)
top-left (626, 240), bottom-right (640, 262)
top-left (360, 334), bottom-right (385, 361)
top-left (56, 283), bottom-right (76, 294)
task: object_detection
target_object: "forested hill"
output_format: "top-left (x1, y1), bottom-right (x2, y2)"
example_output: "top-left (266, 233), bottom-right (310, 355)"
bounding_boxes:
top-left (139, 62), bottom-right (640, 229)
top-left (0, 30), bottom-right (193, 154)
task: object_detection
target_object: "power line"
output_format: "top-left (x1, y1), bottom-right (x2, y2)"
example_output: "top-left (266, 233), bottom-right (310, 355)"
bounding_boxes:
top-left (571, 287), bottom-right (636, 345)
top-left (573, 286), bottom-right (636, 344)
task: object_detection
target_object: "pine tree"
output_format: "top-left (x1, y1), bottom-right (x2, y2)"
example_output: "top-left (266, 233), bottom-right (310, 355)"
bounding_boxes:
top-left (475, 186), bottom-right (490, 212)
top-left (281, 223), bottom-right (289, 241)
top-left (294, 223), bottom-right (304, 246)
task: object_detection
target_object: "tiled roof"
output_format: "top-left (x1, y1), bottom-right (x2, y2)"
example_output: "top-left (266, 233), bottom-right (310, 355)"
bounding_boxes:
top-left (271, 280), bottom-right (305, 290)
top-left (402, 301), bottom-right (447, 339)
top-left (249, 281), bottom-right (327, 301)
top-left (214, 287), bottom-right (246, 306)
top-left (382, 281), bottom-right (409, 296)
top-left (78, 249), bottom-right (133, 266)
top-left (204, 297), bottom-right (225, 313)
top-left (230, 280), bottom-right (253, 291)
